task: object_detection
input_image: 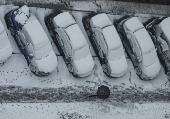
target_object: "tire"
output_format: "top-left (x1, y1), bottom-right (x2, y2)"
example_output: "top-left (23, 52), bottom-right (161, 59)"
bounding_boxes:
top-left (68, 64), bottom-right (73, 73)
top-left (29, 62), bottom-right (36, 73)
top-left (135, 66), bottom-right (142, 76)
top-left (9, 27), bottom-right (15, 36)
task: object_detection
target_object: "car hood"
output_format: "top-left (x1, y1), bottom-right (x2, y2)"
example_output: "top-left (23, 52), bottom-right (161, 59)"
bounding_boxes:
top-left (108, 55), bottom-right (128, 77)
top-left (74, 54), bottom-right (94, 77)
top-left (34, 51), bottom-right (58, 73)
top-left (143, 60), bottom-right (161, 79)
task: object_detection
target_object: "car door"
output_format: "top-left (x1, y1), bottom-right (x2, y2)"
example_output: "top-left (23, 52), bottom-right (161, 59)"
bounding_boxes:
top-left (27, 42), bottom-right (34, 61)
top-left (65, 41), bottom-right (73, 64)
top-left (92, 28), bottom-right (104, 57)
top-left (56, 28), bottom-right (69, 59)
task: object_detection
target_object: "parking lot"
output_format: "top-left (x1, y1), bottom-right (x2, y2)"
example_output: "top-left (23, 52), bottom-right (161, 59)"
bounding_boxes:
top-left (0, 4), bottom-right (169, 98)
top-left (1, 1), bottom-right (170, 119)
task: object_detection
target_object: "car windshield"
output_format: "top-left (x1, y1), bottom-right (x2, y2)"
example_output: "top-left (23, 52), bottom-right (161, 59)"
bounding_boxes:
top-left (73, 44), bottom-right (90, 61)
top-left (107, 45), bottom-right (124, 61)
top-left (34, 41), bottom-right (52, 60)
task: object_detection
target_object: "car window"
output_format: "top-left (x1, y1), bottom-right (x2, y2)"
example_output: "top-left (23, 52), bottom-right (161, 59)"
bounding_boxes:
top-left (73, 44), bottom-right (89, 61)
top-left (27, 43), bottom-right (34, 55)
top-left (99, 32), bottom-right (108, 56)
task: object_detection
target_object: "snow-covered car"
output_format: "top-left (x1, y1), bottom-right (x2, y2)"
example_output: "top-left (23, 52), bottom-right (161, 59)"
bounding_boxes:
top-left (5, 5), bottom-right (58, 76)
top-left (45, 12), bottom-right (95, 77)
top-left (146, 17), bottom-right (170, 79)
top-left (0, 20), bottom-right (12, 64)
top-left (83, 13), bottom-right (128, 77)
top-left (116, 17), bottom-right (161, 80)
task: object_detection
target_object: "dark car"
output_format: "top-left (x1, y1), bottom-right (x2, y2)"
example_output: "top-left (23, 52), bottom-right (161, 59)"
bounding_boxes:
top-left (5, 5), bottom-right (58, 76)
top-left (145, 17), bottom-right (170, 80)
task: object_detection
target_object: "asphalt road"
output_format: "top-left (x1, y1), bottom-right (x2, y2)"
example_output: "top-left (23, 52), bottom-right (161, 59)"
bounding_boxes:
top-left (0, 85), bottom-right (170, 103)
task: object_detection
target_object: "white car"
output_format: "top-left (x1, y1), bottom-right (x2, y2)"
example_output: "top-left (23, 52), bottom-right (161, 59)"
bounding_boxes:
top-left (116, 17), bottom-right (161, 80)
top-left (45, 12), bottom-right (95, 77)
top-left (6, 5), bottom-right (58, 76)
top-left (83, 13), bottom-right (128, 77)
top-left (0, 20), bottom-right (12, 63)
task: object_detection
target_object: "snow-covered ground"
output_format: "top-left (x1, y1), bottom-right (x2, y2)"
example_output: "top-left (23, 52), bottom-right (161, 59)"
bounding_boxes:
top-left (0, 102), bottom-right (170, 119)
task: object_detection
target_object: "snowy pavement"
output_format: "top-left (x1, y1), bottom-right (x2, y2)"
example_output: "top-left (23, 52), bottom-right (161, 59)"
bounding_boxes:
top-left (0, 102), bottom-right (170, 119)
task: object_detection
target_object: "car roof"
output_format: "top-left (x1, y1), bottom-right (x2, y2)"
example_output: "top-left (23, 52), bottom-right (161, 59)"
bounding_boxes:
top-left (124, 17), bottom-right (144, 32)
top-left (90, 13), bottom-right (112, 28)
top-left (52, 12), bottom-right (76, 28)
top-left (134, 28), bottom-right (155, 54)
top-left (22, 15), bottom-right (49, 48)
top-left (159, 17), bottom-right (170, 42)
top-left (0, 20), bottom-right (5, 33)
top-left (14, 5), bottom-right (29, 25)
top-left (102, 25), bottom-right (122, 51)
top-left (65, 24), bottom-right (87, 50)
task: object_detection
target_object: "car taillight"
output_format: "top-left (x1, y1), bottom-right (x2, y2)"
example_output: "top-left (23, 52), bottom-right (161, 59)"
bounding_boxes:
top-left (10, 13), bottom-right (13, 18)
top-left (87, 17), bottom-right (91, 22)
top-left (149, 25), bottom-right (153, 29)
top-left (50, 18), bottom-right (52, 23)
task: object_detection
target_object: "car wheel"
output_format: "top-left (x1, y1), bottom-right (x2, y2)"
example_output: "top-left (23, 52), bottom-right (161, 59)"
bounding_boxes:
top-left (9, 27), bottom-right (15, 36)
top-left (29, 62), bottom-right (36, 73)
top-left (68, 64), bottom-right (73, 73)
top-left (135, 66), bottom-right (142, 76)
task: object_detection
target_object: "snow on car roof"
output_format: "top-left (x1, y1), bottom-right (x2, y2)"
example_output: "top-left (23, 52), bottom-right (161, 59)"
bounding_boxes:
top-left (0, 20), bottom-right (5, 33)
top-left (52, 12), bottom-right (76, 28)
top-left (134, 28), bottom-right (155, 54)
top-left (14, 5), bottom-right (29, 25)
top-left (22, 14), bottom-right (49, 48)
top-left (159, 17), bottom-right (170, 43)
top-left (15, 12), bottom-right (28, 25)
top-left (90, 13), bottom-right (112, 28)
top-left (102, 25), bottom-right (122, 51)
top-left (65, 24), bottom-right (87, 50)
top-left (124, 17), bottom-right (144, 32)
